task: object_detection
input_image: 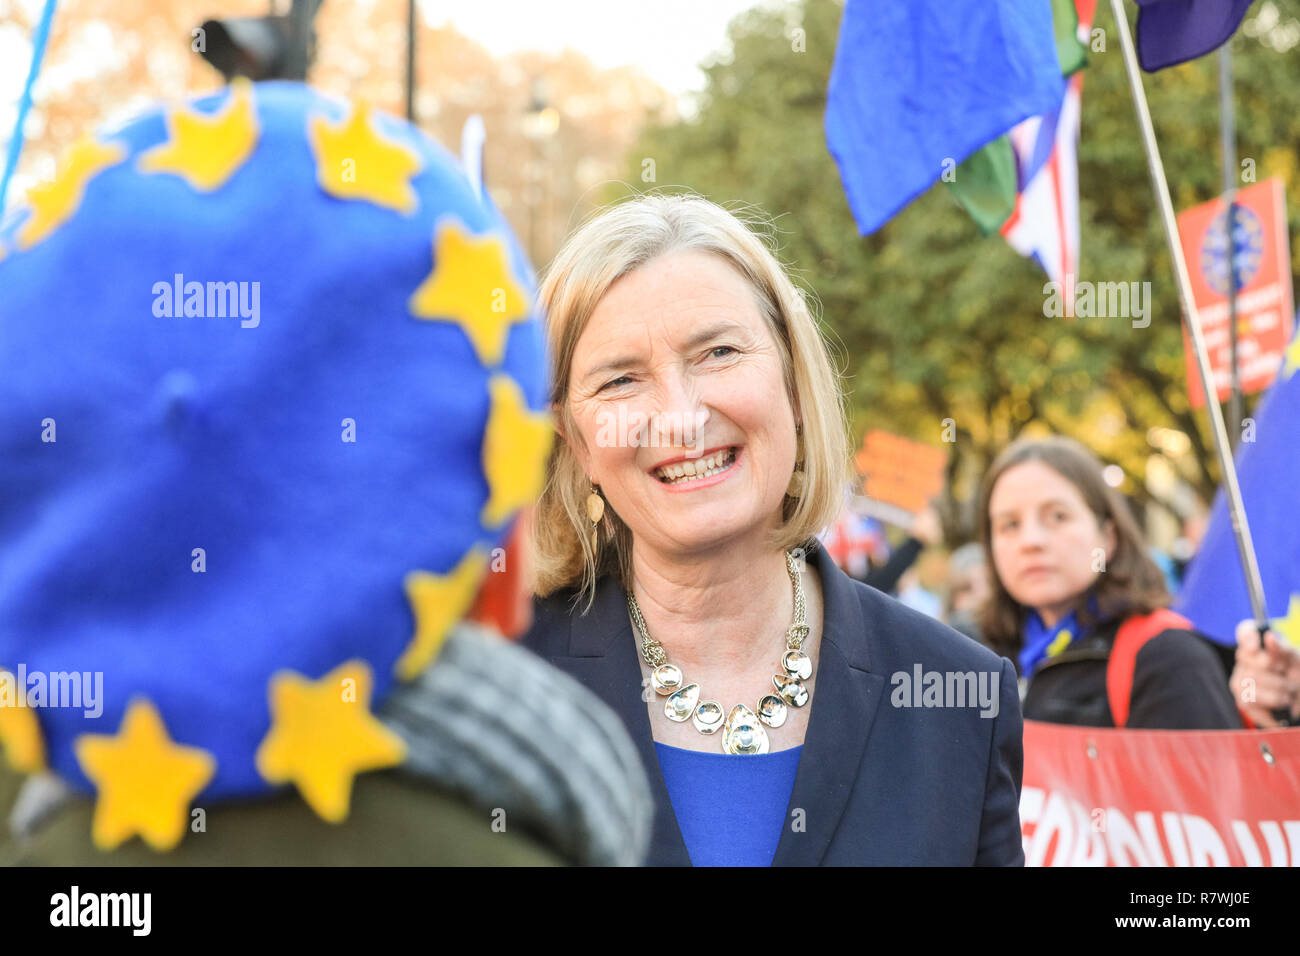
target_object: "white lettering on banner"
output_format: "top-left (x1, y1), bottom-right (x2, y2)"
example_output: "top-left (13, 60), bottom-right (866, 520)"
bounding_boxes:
top-left (1019, 787), bottom-right (1300, 866)
top-left (1194, 282), bottom-right (1283, 324)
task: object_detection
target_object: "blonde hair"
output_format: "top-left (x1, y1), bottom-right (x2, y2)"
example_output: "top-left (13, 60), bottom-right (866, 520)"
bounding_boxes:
top-left (531, 192), bottom-right (852, 613)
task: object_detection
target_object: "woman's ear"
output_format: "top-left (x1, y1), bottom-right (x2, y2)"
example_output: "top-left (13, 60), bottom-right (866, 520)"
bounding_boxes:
top-left (1102, 518), bottom-right (1118, 564)
top-left (554, 409), bottom-right (592, 477)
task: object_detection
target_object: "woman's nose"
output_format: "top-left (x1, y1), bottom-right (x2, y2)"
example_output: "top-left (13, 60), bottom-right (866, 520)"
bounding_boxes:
top-left (648, 378), bottom-right (707, 450)
top-left (1019, 519), bottom-right (1049, 550)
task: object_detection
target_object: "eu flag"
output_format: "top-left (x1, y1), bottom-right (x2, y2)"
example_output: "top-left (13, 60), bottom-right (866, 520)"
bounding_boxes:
top-left (1177, 325), bottom-right (1300, 649)
top-left (1133, 0), bottom-right (1257, 72)
top-left (825, 0), bottom-right (1066, 236)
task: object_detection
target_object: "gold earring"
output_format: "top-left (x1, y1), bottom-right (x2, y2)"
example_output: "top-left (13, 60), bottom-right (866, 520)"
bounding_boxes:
top-left (586, 482), bottom-right (605, 553)
top-left (786, 428), bottom-right (805, 498)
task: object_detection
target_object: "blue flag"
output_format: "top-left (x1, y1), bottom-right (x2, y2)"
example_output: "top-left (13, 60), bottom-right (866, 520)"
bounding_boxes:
top-left (1133, 0), bottom-right (1256, 72)
top-left (824, 0), bottom-right (1067, 236)
top-left (1177, 323), bottom-right (1300, 649)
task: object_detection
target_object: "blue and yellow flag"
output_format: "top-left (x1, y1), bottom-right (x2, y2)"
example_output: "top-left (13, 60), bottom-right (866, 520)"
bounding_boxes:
top-left (1177, 320), bottom-right (1300, 650)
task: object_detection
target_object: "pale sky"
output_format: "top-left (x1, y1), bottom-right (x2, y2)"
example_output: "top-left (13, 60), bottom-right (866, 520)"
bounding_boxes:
top-left (422, 0), bottom-right (776, 96)
top-left (1, 0), bottom-right (772, 100)
top-left (1, 0), bottom-right (775, 206)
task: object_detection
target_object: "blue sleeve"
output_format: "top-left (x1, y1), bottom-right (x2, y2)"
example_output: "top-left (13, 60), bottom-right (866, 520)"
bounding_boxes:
top-left (976, 656), bottom-right (1025, 865)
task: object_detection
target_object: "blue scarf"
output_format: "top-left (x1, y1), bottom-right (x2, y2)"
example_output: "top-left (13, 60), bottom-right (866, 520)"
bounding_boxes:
top-left (1019, 601), bottom-right (1092, 677)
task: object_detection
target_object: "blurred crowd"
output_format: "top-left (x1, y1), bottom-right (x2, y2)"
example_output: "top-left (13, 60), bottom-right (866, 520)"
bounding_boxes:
top-left (821, 434), bottom-right (1299, 732)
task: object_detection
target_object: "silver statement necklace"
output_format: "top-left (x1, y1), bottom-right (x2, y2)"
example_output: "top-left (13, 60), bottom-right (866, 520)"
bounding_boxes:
top-left (627, 549), bottom-right (813, 755)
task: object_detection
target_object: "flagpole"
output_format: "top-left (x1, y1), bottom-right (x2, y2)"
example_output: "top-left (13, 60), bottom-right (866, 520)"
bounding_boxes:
top-left (1107, 0), bottom-right (1270, 638)
top-left (1219, 46), bottom-right (1242, 453)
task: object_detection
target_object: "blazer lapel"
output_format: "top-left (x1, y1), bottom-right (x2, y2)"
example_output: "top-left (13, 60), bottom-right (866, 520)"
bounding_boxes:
top-left (545, 541), bottom-right (883, 867)
top-left (770, 542), bottom-right (885, 866)
top-left (554, 576), bottom-right (692, 866)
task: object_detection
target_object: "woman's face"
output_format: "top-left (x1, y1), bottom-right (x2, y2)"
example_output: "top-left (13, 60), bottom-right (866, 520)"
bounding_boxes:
top-left (564, 249), bottom-right (798, 559)
top-left (987, 460), bottom-right (1116, 625)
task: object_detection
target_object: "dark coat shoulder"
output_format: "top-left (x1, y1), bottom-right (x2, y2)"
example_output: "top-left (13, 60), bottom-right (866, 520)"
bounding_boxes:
top-left (1023, 621), bottom-right (1241, 730)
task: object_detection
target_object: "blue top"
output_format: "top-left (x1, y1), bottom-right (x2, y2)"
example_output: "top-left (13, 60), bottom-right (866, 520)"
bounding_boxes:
top-left (654, 741), bottom-right (803, 866)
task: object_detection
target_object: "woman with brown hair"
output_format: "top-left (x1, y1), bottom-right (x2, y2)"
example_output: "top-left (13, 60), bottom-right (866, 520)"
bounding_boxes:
top-left (978, 435), bottom-right (1241, 729)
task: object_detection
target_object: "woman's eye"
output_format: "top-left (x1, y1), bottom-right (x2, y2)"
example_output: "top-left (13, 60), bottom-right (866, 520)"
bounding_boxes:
top-left (600, 376), bottom-right (631, 392)
top-left (709, 346), bottom-right (736, 359)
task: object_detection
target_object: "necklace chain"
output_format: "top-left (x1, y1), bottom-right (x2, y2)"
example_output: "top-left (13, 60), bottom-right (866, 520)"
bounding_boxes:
top-left (626, 549), bottom-right (812, 754)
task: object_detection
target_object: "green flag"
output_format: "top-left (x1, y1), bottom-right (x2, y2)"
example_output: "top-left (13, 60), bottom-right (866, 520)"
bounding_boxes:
top-left (945, 0), bottom-right (1088, 234)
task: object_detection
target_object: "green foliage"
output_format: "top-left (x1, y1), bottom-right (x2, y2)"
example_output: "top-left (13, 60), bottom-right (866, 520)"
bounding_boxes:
top-left (610, 0), bottom-right (1300, 529)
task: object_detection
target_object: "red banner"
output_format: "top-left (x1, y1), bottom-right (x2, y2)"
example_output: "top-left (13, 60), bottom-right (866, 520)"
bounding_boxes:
top-left (1021, 719), bottom-right (1300, 866)
top-left (1176, 177), bottom-right (1294, 409)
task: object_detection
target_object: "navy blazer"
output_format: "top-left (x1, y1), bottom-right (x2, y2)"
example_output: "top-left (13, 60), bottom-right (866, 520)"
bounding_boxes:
top-left (520, 539), bottom-right (1025, 866)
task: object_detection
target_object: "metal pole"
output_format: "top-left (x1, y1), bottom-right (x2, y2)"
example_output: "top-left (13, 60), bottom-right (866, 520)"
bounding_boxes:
top-left (1107, 0), bottom-right (1270, 635)
top-left (285, 0), bottom-right (319, 81)
top-left (406, 0), bottom-right (417, 123)
top-left (1220, 46), bottom-right (1241, 452)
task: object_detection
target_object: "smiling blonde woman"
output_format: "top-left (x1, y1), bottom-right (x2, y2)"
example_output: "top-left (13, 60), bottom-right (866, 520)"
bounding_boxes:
top-left (522, 193), bottom-right (1024, 867)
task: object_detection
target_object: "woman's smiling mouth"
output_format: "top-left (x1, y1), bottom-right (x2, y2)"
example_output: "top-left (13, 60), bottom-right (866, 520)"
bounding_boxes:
top-left (651, 446), bottom-right (741, 490)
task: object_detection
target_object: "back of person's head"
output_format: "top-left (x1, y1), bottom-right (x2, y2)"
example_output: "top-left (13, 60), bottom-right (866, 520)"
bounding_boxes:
top-left (0, 81), bottom-right (649, 865)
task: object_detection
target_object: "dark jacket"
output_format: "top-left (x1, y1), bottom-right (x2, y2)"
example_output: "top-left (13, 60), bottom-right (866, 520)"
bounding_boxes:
top-left (0, 766), bottom-right (565, 866)
top-left (1021, 617), bottom-right (1243, 729)
top-left (520, 539), bottom-right (1025, 866)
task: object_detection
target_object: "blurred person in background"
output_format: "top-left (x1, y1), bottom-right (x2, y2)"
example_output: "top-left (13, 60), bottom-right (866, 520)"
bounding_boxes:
top-left (977, 436), bottom-right (1242, 729)
top-left (1229, 620), bottom-right (1300, 729)
top-left (945, 543), bottom-right (991, 645)
top-left (818, 505), bottom-right (889, 582)
top-left (1170, 508), bottom-right (1210, 587)
top-left (894, 547), bottom-right (947, 620)
top-left (0, 81), bottom-right (650, 866)
top-left (860, 502), bottom-right (944, 597)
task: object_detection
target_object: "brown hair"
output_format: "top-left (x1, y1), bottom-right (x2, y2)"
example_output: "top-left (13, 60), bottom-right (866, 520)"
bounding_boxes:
top-left (530, 192), bottom-right (852, 613)
top-left (976, 435), bottom-right (1170, 660)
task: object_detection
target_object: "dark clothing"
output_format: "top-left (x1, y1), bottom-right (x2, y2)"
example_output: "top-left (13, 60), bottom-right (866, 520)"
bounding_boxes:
top-left (0, 767), bottom-right (565, 866)
top-left (521, 539), bottom-right (1025, 866)
top-left (860, 536), bottom-right (923, 594)
top-left (1021, 617), bottom-right (1242, 729)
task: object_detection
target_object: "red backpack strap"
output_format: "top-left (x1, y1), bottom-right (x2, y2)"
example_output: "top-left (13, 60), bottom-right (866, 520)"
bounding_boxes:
top-left (1107, 609), bottom-right (1192, 727)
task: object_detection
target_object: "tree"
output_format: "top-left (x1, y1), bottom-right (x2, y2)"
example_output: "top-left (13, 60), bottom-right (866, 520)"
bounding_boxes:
top-left (1, 0), bottom-right (673, 267)
top-left (613, 0), bottom-right (1300, 534)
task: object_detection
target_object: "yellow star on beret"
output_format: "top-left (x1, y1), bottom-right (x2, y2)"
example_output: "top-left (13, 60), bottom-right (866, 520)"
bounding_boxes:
top-left (307, 100), bottom-right (422, 213)
top-left (481, 373), bottom-right (553, 527)
top-left (396, 547), bottom-right (489, 681)
top-left (138, 78), bottom-right (259, 191)
top-left (16, 136), bottom-right (125, 251)
top-left (0, 669), bottom-right (45, 773)
top-left (408, 218), bottom-right (533, 366)
top-left (256, 660), bottom-right (407, 823)
top-left (74, 698), bottom-right (216, 851)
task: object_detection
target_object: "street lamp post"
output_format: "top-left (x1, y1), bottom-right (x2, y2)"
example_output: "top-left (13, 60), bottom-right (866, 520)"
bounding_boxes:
top-left (523, 77), bottom-right (559, 266)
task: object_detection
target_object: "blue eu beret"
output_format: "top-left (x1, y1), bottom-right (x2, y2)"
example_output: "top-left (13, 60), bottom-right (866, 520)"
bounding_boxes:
top-left (0, 80), bottom-right (552, 848)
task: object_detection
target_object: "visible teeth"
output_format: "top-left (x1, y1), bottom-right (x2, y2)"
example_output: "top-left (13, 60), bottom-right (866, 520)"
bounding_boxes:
top-left (656, 448), bottom-right (735, 484)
